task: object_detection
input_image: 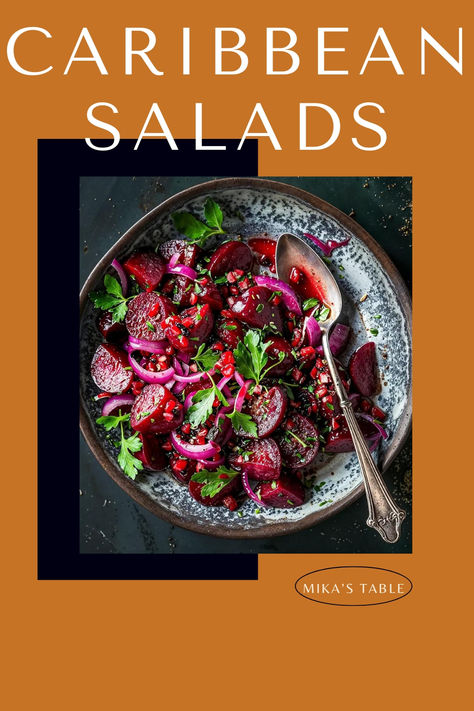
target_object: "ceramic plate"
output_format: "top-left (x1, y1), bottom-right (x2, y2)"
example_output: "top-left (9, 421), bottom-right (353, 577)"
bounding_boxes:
top-left (80, 178), bottom-right (412, 538)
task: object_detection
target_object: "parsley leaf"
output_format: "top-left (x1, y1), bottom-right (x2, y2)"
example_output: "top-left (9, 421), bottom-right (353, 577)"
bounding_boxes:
top-left (96, 413), bottom-right (143, 480)
top-left (187, 375), bottom-right (228, 428)
top-left (233, 329), bottom-right (284, 385)
top-left (96, 412), bottom-right (131, 431)
top-left (203, 198), bottom-right (223, 230)
top-left (117, 428), bottom-right (143, 480)
top-left (104, 274), bottom-right (123, 298)
top-left (171, 212), bottom-right (208, 242)
top-left (227, 409), bottom-right (257, 437)
top-left (190, 466), bottom-right (239, 498)
top-left (192, 343), bottom-right (220, 371)
top-left (171, 198), bottom-right (226, 248)
top-left (89, 273), bottom-right (129, 323)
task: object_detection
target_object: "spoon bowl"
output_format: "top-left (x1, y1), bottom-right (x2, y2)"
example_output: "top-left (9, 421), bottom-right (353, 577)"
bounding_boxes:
top-left (276, 232), bottom-right (342, 327)
top-left (276, 232), bottom-right (406, 544)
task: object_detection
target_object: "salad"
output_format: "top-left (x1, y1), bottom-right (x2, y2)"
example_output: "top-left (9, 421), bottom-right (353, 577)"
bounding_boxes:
top-left (88, 198), bottom-right (387, 513)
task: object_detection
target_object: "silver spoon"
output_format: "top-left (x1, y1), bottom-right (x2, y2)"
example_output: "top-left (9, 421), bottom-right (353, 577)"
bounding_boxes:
top-left (276, 232), bottom-right (406, 543)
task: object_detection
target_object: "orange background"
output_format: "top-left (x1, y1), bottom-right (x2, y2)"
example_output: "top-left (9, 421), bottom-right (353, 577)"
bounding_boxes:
top-left (1, 1), bottom-right (471, 708)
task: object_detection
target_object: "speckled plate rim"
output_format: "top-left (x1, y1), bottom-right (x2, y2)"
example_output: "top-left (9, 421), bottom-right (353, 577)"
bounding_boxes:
top-left (80, 177), bottom-right (412, 539)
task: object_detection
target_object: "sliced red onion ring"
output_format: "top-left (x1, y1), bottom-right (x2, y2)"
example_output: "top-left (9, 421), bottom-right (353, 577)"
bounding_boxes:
top-left (173, 368), bottom-right (215, 383)
top-left (241, 471), bottom-right (268, 507)
top-left (358, 412), bottom-right (388, 440)
top-left (166, 264), bottom-right (197, 280)
top-left (101, 394), bottom-right (135, 416)
top-left (172, 357), bottom-right (184, 376)
top-left (111, 258), bottom-right (128, 297)
top-left (303, 315), bottom-right (322, 347)
top-left (196, 456), bottom-right (225, 470)
top-left (234, 379), bottom-right (252, 412)
top-left (170, 431), bottom-right (220, 460)
top-left (128, 336), bottom-right (167, 353)
top-left (128, 353), bottom-right (175, 384)
top-left (254, 275), bottom-right (302, 316)
top-left (303, 232), bottom-right (350, 257)
top-left (173, 381), bottom-right (188, 396)
top-left (176, 352), bottom-right (190, 365)
top-left (234, 371), bottom-right (246, 388)
top-left (168, 252), bottom-right (181, 269)
top-left (315, 324), bottom-right (351, 357)
top-left (165, 378), bottom-right (176, 390)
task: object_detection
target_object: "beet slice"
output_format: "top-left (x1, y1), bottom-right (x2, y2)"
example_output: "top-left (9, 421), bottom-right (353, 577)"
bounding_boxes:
top-left (136, 433), bottom-right (167, 470)
top-left (123, 251), bottom-right (166, 291)
top-left (125, 292), bottom-right (176, 341)
top-left (163, 305), bottom-right (214, 354)
top-left (246, 385), bottom-right (288, 438)
top-left (257, 474), bottom-right (305, 508)
top-left (208, 240), bottom-right (253, 277)
top-left (98, 311), bottom-right (128, 344)
top-left (91, 344), bottom-right (133, 393)
top-left (229, 438), bottom-right (281, 480)
top-left (158, 239), bottom-right (201, 266)
top-left (276, 414), bottom-right (319, 469)
top-left (324, 415), bottom-right (379, 453)
top-left (197, 281), bottom-right (223, 310)
top-left (131, 384), bottom-right (183, 434)
top-left (231, 286), bottom-right (283, 332)
top-left (189, 475), bottom-right (240, 507)
top-left (349, 342), bottom-right (379, 397)
top-left (264, 336), bottom-right (294, 377)
top-left (215, 317), bottom-right (244, 349)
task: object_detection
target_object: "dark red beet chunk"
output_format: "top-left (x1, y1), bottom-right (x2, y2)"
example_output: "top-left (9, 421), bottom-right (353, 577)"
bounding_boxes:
top-left (125, 292), bottom-right (176, 341)
top-left (98, 312), bottom-right (128, 344)
top-left (168, 275), bottom-right (195, 308)
top-left (197, 281), bottom-right (223, 310)
top-left (264, 336), bottom-right (294, 376)
top-left (158, 239), bottom-right (201, 266)
top-left (136, 434), bottom-right (167, 470)
top-left (247, 385), bottom-right (288, 438)
top-left (258, 474), bottom-right (305, 508)
top-left (231, 286), bottom-right (283, 332)
top-left (324, 415), bottom-right (379, 453)
top-left (163, 305), bottom-right (214, 354)
top-left (208, 240), bottom-right (253, 277)
top-left (123, 251), bottom-right (166, 291)
top-left (170, 456), bottom-right (196, 484)
top-left (189, 475), bottom-right (240, 507)
top-left (276, 414), bottom-right (319, 469)
top-left (216, 317), bottom-right (244, 349)
top-left (131, 384), bottom-right (183, 434)
top-left (229, 438), bottom-right (281, 480)
top-left (349, 342), bottom-right (379, 397)
top-left (91, 344), bottom-right (133, 393)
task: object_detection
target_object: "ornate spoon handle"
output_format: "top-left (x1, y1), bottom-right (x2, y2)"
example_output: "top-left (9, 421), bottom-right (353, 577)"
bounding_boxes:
top-left (321, 331), bottom-right (406, 543)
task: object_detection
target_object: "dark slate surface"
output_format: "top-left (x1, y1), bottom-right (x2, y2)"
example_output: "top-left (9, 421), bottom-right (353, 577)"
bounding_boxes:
top-left (80, 176), bottom-right (412, 554)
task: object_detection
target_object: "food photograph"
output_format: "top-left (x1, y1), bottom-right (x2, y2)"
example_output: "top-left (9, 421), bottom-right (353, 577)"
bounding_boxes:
top-left (80, 176), bottom-right (412, 553)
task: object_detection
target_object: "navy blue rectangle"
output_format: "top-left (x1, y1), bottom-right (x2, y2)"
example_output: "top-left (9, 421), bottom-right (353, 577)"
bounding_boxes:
top-left (37, 138), bottom-right (259, 580)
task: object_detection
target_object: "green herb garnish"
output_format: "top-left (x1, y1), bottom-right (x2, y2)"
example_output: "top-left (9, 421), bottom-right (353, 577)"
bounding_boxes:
top-left (89, 274), bottom-right (129, 323)
top-left (187, 374), bottom-right (228, 428)
top-left (302, 297), bottom-right (320, 311)
top-left (171, 197), bottom-right (226, 248)
top-left (191, 343), bottom-right (220, 371)
top-left (190, 466), bottom-right (239, 498)
top-left (233, 329), bottom-right (283, 386)
top-left (96, 412), bottom-right (143, 480)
